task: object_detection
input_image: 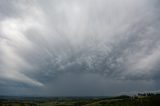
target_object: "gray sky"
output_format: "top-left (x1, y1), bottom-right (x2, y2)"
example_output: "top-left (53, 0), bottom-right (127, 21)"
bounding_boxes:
top-left (0, 0), bottom-right (160, 96)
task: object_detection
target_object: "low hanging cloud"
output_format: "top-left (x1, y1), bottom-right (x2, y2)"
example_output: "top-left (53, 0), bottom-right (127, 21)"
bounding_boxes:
top-left (0, 0), bottom-right (160, 96)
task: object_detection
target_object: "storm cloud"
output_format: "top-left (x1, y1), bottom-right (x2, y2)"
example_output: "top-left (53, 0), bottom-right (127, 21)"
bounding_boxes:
top-left (0, 0), bottom-right (160, 96)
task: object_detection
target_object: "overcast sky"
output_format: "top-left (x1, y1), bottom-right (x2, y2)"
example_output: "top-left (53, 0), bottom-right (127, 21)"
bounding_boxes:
top-left (0, 0), bottom-right (160, 96)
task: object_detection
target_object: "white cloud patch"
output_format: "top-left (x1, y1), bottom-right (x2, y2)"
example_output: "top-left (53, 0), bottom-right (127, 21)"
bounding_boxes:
top-left (0, 1), bottom-right (44, 86)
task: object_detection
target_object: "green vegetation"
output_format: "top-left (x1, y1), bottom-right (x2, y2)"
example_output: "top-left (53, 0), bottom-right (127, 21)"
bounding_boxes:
top-left (0, 93), bottom-right (160, 106)
top-left (85, 94), bottom-right (160, 106)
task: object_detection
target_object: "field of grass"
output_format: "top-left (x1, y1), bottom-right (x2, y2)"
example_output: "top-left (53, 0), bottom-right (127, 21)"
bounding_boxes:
top-left (84, 94), bottom-right (160, 106)
top-left (0, 94), bottom-right (160, 106)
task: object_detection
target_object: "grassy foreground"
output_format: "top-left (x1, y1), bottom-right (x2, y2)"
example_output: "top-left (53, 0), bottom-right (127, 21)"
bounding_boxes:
top-left (0, 94), bottom-right (160, 106)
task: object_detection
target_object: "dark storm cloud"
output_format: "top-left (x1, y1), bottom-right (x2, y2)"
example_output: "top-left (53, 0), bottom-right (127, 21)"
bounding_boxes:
top-left (0, 0), bottom-right (160, 96)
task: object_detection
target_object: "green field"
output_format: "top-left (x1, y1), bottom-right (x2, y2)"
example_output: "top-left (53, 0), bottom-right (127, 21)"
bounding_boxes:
top-left (0, 94), bottom-right (160, 106)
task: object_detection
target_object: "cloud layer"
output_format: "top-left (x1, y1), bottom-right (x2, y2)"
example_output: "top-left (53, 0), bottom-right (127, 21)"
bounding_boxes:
top-left (0, 0), bottom-right (160, 96)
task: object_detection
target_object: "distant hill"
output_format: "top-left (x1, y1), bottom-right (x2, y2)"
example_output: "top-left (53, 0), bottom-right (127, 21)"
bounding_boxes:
top-left (0, 94), bottom-right (160, 106)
